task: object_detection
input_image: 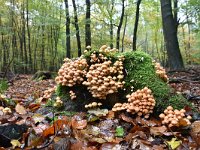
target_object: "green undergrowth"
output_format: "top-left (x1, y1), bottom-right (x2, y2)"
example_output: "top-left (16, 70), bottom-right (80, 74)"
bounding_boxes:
top-left (0, 79), bottom-right (8, 93)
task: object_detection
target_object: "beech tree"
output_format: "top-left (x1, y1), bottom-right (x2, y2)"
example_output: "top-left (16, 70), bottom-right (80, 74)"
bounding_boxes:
top-left (72, 0), bottom-right (81, 57)
top-left (132, 0), bottom-right (142, 51)
top-left (160, 0), bottom-right (184, 70)
top-left (85, 0), bottom-right (91, 47)
top-left (116, 0), bottom-right (125, 50)
top-left (64, 0), bottom-right (71, 58)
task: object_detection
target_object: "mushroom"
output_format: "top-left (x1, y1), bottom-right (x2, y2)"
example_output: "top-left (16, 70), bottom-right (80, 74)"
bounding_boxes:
top-left (85, 102), bottom-right (102, 109)
top-left (112, 87), bottom-right (155, 118)
top-left (159, 107), bottom-right (191, 127)
top-left (153, 61), bottom-right (168, 82)
top-left (3, 107), bottom-right (12, 114)
top-left (55, 58), bottom-right (88, 87)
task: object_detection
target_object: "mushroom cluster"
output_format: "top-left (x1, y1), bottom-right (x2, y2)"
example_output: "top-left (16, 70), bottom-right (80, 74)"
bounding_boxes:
top-left (153, 61), bottom-right (168, 82)
top-left (41, 86), bottom-right (56, 100)
top-left (69, 90), bottom-right (76, 100)
top-left (85, 102), bottom-right (102, 109)
top-left (112, 87), bottom-right (156, 118)
top-left (0, 106), bottom-right (12, 115)
top-left (82, 56), bottom-right (125, 99)
top-left (55, 58), bottom-right (88, 87)
top-left (53, 96), bottom-right (63, 107)
top-left (159, 106), bottom-right (192, 127)
top-left (99, 45), bottom-right (118, 54)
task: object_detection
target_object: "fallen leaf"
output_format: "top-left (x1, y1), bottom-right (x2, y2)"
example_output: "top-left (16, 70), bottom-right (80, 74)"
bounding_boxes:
top-left (10, 139), bottom-right (21, 149)
top-left (15, 103), bottom-right (27, 115)
top-left (72, 115), bottom-right (87, 130)
top-left (70, 141), bottom-right (97, 150)
top-left (166, 138), bottom-right (182, 150)
top-left (150, 126), bottom-right (167, 136)
top-left (28, 103), bottom-right (41, 111)
top-left (33, 124), bottom-right (49, 135)
top-left (152, 145), bottom-right (165, 150)
top-left (119, 113), bottom-right (135, 124)
top-left (190, 121), bottom-right (200, 145)
top-left (106, 111), bottom-right (115, 119)
top-left (32, 114), bottom-right (45, 124)
top-left (88, 108), bottom-right (109, 117)
top-left (42, 119), bottom-right (69, 137)
top-left (100, 143), bottom-right (118, 150)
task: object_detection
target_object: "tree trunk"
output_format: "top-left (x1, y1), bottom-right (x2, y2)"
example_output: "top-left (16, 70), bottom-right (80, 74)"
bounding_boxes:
top-left (64, 0), bottom-right (71, 58)
top-left (85, 0), bottom-right (91, 47)
top-left (26, 0), bottom-right (32, 73)
top-left (72, 0), bottom-right (81, 56)
top-left (108, 0), bottom-right (115, 49)
top-left (22, 1), bottom-right (28, 73)
top-left (132, 0), bottom-right (142, 51)
top-left (173, 0), bottom-right (179, 34)
top-left (160, 0), bottom-right (184, 70)
top-left (116, 0), bottom-right (125, 50)
top-left (122, 15), bottom-right (127, 52)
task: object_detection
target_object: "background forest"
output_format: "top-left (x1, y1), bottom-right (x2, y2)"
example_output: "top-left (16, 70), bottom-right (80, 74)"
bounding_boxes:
top-left (0, 0), bottom-right (199, 74)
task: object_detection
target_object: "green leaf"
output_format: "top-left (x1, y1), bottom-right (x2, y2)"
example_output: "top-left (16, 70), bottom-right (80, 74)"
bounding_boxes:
top-left (167, 138), bottom-right (182, 150)
top-left (115, 126), bottom-right (124, 137)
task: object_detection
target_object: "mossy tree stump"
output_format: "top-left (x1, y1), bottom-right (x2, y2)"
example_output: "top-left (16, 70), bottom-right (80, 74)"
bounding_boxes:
top-left (54, 49), bottom-right (192, 114)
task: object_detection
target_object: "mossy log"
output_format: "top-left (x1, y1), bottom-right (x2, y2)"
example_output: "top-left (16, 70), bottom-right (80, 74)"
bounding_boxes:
top-left (32, 71), bottom-right (52, 80)
top-left (54, 50), bottom-right (192, 114)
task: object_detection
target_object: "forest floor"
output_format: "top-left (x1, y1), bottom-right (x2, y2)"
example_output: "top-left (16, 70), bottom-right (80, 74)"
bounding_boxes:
top-left (0, 65), bottom-right (200, 149)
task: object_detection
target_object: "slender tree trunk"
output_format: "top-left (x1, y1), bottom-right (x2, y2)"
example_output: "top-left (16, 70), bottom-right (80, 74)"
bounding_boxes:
top-left (26, 0), bottom-right (32, 73)
top-left (85, 0), bottom-right (91, 47)
top-left (64, 0), bottom-right (71, 58)
top-left (116, 0), bottom-right (125, 50)
top-left (160, 0), bottom-right (184, 70)
top-left (22, 1), bottom-right (28, 73)
top-left (72, 0), bottom-right (81, 56)
top-left (41, 25), bottom-right (45, 70)
top-left (110, 21), bottom-right (114, 49)
top-left (122, 15), bottom-right (127, 52)
top-left (109, 0), bottom-right (114, 49)
top-left (132, 0), bottom-right (142, 51)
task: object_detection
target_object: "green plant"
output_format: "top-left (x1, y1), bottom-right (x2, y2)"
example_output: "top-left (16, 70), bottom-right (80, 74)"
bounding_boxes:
top-left (0, 79), bottom-right (8, 94)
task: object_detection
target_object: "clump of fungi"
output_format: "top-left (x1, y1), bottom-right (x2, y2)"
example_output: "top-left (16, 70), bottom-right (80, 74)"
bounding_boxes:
top-left (85, 102), bottom-right (102, 109)
top-left (41, 86), bottom-right (56, 100)
top-left (69, 90), bottom-right (76, 100)
top-left (55, 58), bottom-right (88, 87)
top-left (112, 87), bottom-right (156, 118)
top-left (0, 106), bottom-right (12, 115)
top-left (153, 61), bottom-right (168, 82)
top-left (159, 106), bottom-right (192, 128)
top-left (83, 45), bottom-right (125, 99)
top-left (54, 96), bottom-right (63, 107)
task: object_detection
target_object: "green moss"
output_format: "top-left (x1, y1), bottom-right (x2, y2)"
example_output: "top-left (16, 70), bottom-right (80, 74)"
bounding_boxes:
top-left (123, 51), bottom-right (170, 98)
top-left (122, 51), bottom-right (172, 113)
top-left (168, 94), bottom-right (194, 110)
top-left (55, 84), bottom-right (70, 98)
